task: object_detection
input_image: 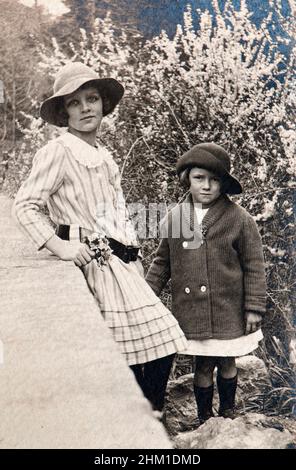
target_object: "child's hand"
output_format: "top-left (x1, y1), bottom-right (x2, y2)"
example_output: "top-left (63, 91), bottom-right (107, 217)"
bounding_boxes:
top-left (59, 241), bottom-right (95, 266)
top-left (245, 311), bottom-right (262, 335)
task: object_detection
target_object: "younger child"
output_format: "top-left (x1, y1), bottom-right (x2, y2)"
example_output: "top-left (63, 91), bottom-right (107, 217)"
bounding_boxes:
top-left (146, 143), bottom-right (266, 423)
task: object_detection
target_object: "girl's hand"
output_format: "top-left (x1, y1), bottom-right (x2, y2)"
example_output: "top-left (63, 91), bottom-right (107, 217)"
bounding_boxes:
top-left (245, 311), bottom-right (262, 335)
top-left (59, 241), bottom-right (95, 266)
top-left (45, 234), bottom-right (95, 266)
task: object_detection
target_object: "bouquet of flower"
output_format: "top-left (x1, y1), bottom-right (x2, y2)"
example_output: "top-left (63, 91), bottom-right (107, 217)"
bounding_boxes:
top-left (85, 232), bottom-right (113, 268)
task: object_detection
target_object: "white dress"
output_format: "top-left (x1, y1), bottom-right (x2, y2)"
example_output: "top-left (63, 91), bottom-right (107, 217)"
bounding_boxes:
top-left (179, 206), bottom-right (263, 357)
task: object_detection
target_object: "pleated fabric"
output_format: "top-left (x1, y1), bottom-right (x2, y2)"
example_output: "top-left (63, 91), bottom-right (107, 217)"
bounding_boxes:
top-left (82, 256), bottom-right (188, 365)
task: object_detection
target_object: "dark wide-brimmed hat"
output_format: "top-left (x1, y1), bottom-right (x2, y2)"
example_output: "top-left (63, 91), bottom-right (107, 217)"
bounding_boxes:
top-left (176, 142), bottom-right (242, 195)
top-left (40, 62), bottom-right (124, 127)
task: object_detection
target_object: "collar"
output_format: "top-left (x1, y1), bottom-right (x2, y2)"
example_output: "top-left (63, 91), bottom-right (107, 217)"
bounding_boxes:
top-left (57, 131), bottom-right (113, 168)
top-left (183, 193), bottom-right (232, 236)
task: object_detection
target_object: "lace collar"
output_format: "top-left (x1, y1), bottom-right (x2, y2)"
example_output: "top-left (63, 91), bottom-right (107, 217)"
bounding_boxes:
top-left (57, 131), bottom-right (112, 168)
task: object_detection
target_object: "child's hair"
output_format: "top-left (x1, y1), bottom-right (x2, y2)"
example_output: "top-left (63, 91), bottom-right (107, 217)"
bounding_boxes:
top-left (179, 167), bottom-right (231, 194)
top-left (55, 80), bottom-right (113, 127)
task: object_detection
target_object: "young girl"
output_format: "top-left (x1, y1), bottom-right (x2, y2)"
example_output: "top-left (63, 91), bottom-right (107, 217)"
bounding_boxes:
top-left (12, 62), bottom-right (187, 412)
top-left (146, 142), bottom-right (266, 424)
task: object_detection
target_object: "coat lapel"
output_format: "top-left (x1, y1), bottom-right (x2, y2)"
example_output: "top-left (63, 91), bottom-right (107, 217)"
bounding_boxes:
top-left (182, 193), bottom-right (232, 238)
top-left (201, 194), bottom-right (232, 236)
top-left (178, 195), bottom-right (203, 246)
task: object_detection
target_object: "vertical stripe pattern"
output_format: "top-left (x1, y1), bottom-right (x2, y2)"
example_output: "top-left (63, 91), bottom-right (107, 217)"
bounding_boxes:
top-left (13, 132), bottom-right (187, 365)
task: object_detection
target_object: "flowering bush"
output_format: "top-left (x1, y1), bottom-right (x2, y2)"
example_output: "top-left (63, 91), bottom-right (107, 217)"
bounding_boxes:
top-left (125, 2), bottom-right (295, 361)
top-left (4, 1), bottom-right (295, 385)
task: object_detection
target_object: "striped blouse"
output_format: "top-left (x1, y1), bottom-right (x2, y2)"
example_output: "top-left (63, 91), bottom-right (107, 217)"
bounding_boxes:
top-left (12, 131), bottom-right (138, 249)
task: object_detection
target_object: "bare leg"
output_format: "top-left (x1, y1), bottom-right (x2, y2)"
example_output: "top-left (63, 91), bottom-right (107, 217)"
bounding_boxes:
top-left (216, 357), bottom-right (237, 379)
top-left (194, 356), bottom-right (217, 387)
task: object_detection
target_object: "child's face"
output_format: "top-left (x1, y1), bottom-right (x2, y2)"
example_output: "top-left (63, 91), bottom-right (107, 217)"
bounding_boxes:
top-left (189, 167), bottom-right (222, 207)
top-left (63, 85), bottom-right (103, 134)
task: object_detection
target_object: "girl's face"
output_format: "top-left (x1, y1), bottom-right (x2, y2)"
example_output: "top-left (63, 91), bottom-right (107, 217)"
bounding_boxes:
top-left (189, 167), bottom-right (222, 207)
top-left (63, 85), bottom-right (103, 135)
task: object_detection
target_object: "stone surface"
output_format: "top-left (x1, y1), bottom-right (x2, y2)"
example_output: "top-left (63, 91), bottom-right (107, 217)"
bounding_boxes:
top-left (164, 374), bottom-right (198, 436)
top-left (164, 356), bottom-right (269, 436)
top-left (0, 194), bottom-right (171, 449)
top-left (165, 355), bottom-right (296, 449)
top-left (174, 413), bottom-right (294, 449)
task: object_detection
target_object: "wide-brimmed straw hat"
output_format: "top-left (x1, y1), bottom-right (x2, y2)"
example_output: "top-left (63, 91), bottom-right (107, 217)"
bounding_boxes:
top-left (176, 142), bottom-right (242, 195)
top-left (40, 62), bottom-right (124, 127)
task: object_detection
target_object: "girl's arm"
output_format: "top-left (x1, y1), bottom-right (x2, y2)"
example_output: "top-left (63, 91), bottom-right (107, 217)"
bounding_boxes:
top-left (12, 141), bottom-right (94, 265)
top-left (145, 235), bottom-right (171, 297)
top-left (12, 141), bottom-right (66, 250)
top-left (237, 213), bottom-right (267, 329)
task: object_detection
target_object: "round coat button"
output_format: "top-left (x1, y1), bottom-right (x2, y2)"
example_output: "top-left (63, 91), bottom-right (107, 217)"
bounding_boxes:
top-left (200, 285), bottom-right (207, 292)
top-left (182, 241), bottom-right (188, 248)
top-left (185, 287), bottom-right (191, 294)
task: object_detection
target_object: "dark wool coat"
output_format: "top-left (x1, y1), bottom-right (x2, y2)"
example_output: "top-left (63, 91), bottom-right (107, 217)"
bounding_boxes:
top-left (146, 194), bottom-right (266, 340)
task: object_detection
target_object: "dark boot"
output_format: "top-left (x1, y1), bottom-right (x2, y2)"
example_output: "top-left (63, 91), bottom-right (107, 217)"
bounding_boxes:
top-left (144, 354), bottom-right (175, 411)
top-left (217, 373), bottom-right (237, 418)
top-left (194, 384), bottom-right (214, 425)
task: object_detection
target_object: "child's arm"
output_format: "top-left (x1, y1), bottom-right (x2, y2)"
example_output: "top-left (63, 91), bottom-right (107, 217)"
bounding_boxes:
top-left (145, 235), bottom-right (171, 297)
top-left (237, 212), bottom-right (267, 332)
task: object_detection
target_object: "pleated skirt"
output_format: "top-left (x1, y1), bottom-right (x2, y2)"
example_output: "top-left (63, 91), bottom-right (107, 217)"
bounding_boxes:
top-left (81, 255), bottom-right (188, 365)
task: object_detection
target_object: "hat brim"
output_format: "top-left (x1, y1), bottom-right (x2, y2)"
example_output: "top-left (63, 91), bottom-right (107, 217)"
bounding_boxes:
top-left (176, 150), bottom-right (242, 195)
top-left (40, 77), bottom-right (124, 127)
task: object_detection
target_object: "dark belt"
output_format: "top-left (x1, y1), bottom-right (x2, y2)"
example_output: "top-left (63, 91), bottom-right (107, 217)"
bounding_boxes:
top-left (56, 224), bottom-right (139, 264)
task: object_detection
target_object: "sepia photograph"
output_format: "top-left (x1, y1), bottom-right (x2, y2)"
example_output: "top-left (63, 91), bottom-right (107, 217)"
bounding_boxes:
top-left (0, 0), bottom-right (295, 460)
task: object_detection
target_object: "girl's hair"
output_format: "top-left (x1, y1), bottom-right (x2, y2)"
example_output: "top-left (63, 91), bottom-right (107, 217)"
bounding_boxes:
top-left (179, 167), bottom-right (231, 194)
top-left (179, 168), bottom-right (191, 188)
top-left (55, 98), bottom-right (69, 127)
top-left (56, 80), bottom-right (113, 127)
